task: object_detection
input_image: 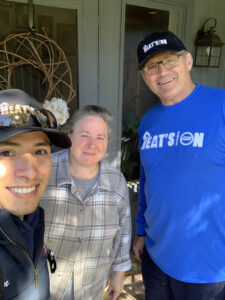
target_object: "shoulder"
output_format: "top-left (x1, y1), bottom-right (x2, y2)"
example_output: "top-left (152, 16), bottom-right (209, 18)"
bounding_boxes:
top-left (51, 148), bottom-right (69, 163)
top-left (100, 160), bottom-right (126, 180)
top-left (194, 84), bottom-right (225, 112)
top-left (139, 103), bottom-right (161, 129)
top-left (49, 149), bottom-right (70, 179)
top-left (99, 160), bottom-right (128, 195)
top-left (197, 84), bottom-right (225, 98)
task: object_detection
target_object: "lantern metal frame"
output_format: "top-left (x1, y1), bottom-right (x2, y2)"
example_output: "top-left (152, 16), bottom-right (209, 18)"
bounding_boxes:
top-left (194, 18), bottom-right (224, 67)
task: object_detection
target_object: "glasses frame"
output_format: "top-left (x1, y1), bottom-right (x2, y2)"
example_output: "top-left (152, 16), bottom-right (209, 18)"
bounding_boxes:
top-left (141, 51), bottom-right (187, 75)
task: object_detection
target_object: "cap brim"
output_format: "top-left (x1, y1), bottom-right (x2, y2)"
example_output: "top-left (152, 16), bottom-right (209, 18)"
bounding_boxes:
top-left (0, 127), bottom-right (71, 148)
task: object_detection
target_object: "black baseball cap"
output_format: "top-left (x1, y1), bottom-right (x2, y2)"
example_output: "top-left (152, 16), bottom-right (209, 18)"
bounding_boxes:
top-left (137, 30), bottom-right (187, 69)
top-left (0, 89), bottom-right (71, 148)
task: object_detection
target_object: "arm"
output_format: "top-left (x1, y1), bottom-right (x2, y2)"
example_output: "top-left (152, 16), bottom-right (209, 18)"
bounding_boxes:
top-left (133, 236), bottom-right (146, 262)
top-left (107, 271), bottom-right (125, 300)
top-left (110, 176), bottom-right (132, 298)
top-left (133, 164), bottom-right (147, 261)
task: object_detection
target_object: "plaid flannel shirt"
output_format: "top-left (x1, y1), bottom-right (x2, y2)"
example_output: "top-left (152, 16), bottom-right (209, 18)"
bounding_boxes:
top-left (40, 149), bottom-right (131, 300)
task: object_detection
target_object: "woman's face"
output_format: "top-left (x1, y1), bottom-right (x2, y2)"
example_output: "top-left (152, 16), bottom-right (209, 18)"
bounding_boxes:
top-left (68, 116), bottom-right (109, 168)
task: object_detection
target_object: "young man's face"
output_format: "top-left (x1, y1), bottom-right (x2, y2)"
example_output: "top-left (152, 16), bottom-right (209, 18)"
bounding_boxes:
top-left (0, 131), bottom-right (51, 218)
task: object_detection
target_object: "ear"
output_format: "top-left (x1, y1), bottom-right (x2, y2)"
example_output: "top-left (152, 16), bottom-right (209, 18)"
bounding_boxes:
top-left (185, 52), bottom-right (193, 71)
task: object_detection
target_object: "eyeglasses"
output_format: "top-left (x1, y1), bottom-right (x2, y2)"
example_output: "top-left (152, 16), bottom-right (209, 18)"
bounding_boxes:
top-left (0, 103), bottom-right (58, 129)
top-left (142, 51), bottom-right (186, 75)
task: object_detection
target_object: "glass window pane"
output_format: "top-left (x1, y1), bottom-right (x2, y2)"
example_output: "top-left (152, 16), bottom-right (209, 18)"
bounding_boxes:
top-left (0, 0), bottom-right (78, 115)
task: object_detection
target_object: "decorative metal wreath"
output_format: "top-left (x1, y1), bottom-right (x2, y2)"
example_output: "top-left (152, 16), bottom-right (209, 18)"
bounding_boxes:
top-left (0, 30), bottom-right (76, 105)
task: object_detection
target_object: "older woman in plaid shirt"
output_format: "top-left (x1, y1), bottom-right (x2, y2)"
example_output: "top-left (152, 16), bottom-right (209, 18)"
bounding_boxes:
top-left (40, 105), bottom-right (132, 300)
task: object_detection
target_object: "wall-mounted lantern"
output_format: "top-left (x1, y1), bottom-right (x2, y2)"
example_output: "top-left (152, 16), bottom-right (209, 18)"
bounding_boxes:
top-left (194, 18), bottom-right (224, 67)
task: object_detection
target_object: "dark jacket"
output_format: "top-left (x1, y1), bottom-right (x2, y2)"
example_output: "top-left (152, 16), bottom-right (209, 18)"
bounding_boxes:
top-left (0, 208), bottom-right (50, 300)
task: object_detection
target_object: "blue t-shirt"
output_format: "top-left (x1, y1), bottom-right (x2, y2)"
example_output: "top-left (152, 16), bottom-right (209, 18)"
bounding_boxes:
top-left (137, 83), bottom-right (225, 283)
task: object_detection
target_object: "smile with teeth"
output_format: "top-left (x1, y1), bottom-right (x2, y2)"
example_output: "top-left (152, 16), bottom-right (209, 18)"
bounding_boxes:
top-left (8, 186), bottom-right (36, 194)
top-left (159, 78), bottom-right (174, 85)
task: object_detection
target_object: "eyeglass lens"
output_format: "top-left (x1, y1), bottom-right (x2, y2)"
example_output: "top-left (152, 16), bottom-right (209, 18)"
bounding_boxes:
top-left (143, 53), bottom-right (182, 75)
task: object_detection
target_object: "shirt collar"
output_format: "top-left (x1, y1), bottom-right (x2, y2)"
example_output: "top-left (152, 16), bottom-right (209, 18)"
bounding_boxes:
top-left (56, 149), bottom-right (112, 191)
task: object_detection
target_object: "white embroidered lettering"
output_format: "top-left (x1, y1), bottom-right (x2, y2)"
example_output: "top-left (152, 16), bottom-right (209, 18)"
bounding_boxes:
top-left (161, 39), bottom-right (167, 45)
top-left (143, 45), bottom-right (149, 53)
top-left (158, 134), bottom-right (166, 147)
top-left (175, 131), bottom-right (180, 146)
top-left (141, 131), bottom-right (205, 150)
top-left (180, 132), bottom-right (194, 146)
top-left (142, 39), bottom-right (168, 53)
top-left (193, 132), bottom-right (204, 147)
top-left (151, 135), bottom-right (158, 148)
top-left (141, 132), bottom-right (151, 149)
top-left (168, 132), bottom-right (175, 146)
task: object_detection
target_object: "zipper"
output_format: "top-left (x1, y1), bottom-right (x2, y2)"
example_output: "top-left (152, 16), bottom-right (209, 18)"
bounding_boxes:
top-left (0, 226), bottom-right (39, 288)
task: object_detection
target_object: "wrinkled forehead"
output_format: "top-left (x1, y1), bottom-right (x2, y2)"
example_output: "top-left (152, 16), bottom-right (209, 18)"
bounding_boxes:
top-left (73, 115), bottom-right (108, 129)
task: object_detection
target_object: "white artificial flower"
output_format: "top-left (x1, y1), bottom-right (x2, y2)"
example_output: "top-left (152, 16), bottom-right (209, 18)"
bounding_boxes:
top-left (43, 97), bottom-right (69, 126)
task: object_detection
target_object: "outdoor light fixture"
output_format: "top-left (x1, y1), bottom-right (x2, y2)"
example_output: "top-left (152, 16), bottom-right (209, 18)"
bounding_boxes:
top-left (194, 18), bottom-right (224, 67)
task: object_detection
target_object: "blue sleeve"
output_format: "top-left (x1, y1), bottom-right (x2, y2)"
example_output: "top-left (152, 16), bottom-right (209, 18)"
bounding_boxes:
top-left (136, 163), bottom-right (147, 235)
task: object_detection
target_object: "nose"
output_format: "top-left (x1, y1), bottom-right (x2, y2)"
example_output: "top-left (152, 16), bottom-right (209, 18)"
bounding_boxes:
top-left (86, 136), bottom-right (96, 148)
top-left (15, 154), bottom-right (38, 180)
top-left (157, 62), bottom-right (168, 74)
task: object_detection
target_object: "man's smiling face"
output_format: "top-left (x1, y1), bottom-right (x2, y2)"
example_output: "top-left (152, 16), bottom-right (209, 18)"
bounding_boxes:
top-left (0, 131), bottom-right (51, 218)
top-left (141, 51), bottom-right (194, 106)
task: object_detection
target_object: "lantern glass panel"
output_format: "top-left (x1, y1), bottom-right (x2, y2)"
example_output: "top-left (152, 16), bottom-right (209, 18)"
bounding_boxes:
top-left (195, 46), bottom-right (210, 66)
top-left (209, 47), bottom-right (221, 67)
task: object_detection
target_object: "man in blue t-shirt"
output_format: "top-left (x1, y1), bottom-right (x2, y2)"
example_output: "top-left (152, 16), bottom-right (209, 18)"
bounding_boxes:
top-left (133, 30), bottom-right (225, 300)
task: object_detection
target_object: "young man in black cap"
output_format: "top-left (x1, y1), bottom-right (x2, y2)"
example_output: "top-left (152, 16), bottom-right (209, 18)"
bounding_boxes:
top-left (133, 30), bottom-right (225, 299)
top-left (0, 89), bottom-right (71, 299)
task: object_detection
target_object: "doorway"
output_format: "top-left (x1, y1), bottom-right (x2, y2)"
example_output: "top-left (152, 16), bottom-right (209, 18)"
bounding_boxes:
top-left (121, 4), bottom-right (169, 181)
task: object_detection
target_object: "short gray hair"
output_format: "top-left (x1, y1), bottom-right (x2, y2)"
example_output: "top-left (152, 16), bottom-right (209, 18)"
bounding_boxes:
top-left (69, 105), bottom-right (113, 139)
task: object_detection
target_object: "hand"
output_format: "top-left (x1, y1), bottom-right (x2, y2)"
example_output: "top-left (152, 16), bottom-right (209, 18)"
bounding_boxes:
top-left (133, 236), bottom-right (146, 262)
top-left (107, 271), bottom-right (125, 300)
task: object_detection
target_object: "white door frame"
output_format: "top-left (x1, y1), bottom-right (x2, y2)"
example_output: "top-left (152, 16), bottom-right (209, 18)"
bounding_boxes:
top-left (114, 0), bottom-right (188, 166)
